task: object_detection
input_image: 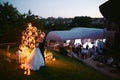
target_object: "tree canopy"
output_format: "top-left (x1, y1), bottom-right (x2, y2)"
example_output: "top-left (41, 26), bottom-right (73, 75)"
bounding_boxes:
top-left (71, 16), bottom-right (92, 27)
top-left (0, 2), bottom-right (45, 43)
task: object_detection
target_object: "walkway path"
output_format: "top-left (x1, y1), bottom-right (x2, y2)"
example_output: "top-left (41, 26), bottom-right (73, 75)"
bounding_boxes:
top-left (83, 57), bottom-right (120, 79)
top-left (68, 53), bottom-right (120, 80)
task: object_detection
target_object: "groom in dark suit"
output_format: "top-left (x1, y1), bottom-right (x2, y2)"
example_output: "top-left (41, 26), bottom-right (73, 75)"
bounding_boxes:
top-left (39, 38), bottom-right (46, 60)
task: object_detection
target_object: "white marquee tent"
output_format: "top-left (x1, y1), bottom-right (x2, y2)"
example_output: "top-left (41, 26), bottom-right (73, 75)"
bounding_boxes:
top-left (46, 27), bottom-right (106, 41)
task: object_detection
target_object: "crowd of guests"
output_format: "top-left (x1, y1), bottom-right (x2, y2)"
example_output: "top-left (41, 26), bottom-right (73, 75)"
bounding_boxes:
top-left (67, 39), bottom-right (120, 71)
top-left (69, 43), bottom-right (97, 60)
top-left (68, 40), bottom-right (105, 59)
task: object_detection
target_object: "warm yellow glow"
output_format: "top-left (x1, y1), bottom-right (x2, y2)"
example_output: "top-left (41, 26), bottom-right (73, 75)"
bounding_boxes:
top-left (18, 23), bottom-right (45, 74)
top-left (23, 68), bottom-right (31, 76)
top-left (52, 58), bottom-right (56, 61)
top-left (28, 23), bottom-right (32, 29)
top-left (24, 71), bottom-right (27, 75)
top-left (40, 32), bottom-right (45, 38)
top-left (27, 69), bottom-right (31, 76)
top-left (20, 65), bottom-right (24, 69)
top-left (21, 64), bottom-right (31, 76)
top-left (22, 36), bottom-right (25, 39)
top-left (44, 49), bottom-right (56, 61)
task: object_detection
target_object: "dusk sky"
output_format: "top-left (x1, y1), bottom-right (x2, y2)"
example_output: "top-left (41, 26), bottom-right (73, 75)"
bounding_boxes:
top-left (0, 0), bottom-right (108, 18)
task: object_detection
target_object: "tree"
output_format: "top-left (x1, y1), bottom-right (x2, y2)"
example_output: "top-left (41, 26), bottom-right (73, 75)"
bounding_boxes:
top-left (0, 2), bottom-right (20, 42)
top-left (71, 16), bottom-right (92, 28)
top-left (0, 2), bottom-right (45, 43)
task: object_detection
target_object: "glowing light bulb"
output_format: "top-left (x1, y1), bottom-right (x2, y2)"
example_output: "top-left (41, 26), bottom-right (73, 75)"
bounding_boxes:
top-left (20, 65), bottom-right (24, 69)
top-left (52, 58), bottom-right (56, 61)
top-left (24, 71), bottom-right (27, 75)
top-left (27, 69), bottom-right (31, 75)
top-left (22, 36), bottom-right (25, 39)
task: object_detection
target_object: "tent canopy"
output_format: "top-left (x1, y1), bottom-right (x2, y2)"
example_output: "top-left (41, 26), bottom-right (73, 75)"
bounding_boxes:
top-left (46, 27), bottom-right (106, 41)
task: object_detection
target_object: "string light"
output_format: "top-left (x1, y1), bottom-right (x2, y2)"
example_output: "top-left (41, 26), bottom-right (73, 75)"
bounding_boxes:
top-left (18, 23), bottom-right (45, 75)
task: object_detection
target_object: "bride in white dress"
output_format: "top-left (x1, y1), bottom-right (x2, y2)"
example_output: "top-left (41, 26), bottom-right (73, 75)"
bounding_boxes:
top-left (22, 36), bottom-right (45, 71)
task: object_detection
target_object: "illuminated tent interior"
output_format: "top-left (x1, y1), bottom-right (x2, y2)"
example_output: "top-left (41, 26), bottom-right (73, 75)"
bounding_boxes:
top-left (46, 27), bottom-right (105, 41)
top-left (46, 27), bottom-right (110, 51)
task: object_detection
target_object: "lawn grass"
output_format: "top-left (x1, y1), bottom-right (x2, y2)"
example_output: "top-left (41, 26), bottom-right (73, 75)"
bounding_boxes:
top-left (40, 50), bottom-right (113, 80)
top-left (0, 48), bottom-right (116, 80)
